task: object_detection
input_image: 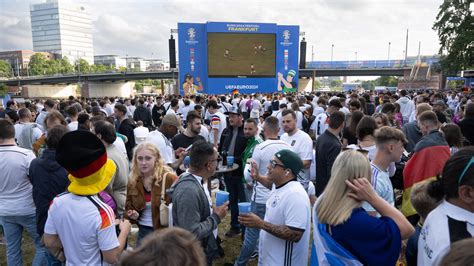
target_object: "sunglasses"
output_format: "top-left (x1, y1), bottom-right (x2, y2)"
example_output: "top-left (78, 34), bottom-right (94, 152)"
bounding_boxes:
top-left (458, 157), bottom-right (474, 185)
top-left (270, 159), bottom-right (286, 169)
top-left (342, 147), bottom-right (369, 155)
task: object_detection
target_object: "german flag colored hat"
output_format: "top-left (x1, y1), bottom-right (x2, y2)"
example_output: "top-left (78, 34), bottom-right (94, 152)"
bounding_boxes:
top-left (56, 130), bottom-right (116, 196)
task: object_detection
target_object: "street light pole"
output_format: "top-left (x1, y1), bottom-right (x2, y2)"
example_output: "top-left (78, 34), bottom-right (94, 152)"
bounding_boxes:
top-left (355, 51), bottom-right (358, 61)
top-left (388, 42), bottom-right (391, 65)
top-left (331, 44), bottom-right (334, 65)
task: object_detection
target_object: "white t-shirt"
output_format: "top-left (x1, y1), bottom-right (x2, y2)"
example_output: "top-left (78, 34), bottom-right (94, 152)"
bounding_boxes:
top-left (44, 193), bottom-right (119, 266)
top-left (209, 112), bottom-right (227, 145)
top-left (251, 139), bottom-right (292, 204)
top-left (362, 163), bottom-right (394, 216)
top-left (418, 200), bottom-right (474, 266)
top-left (166, 108), bottom-right (176, 116)
top-left (312, 112), bottom-right (329, 137)
top-left (295, 110), bottom-right (304, 130)
top-left (280, 130), bottom-right (313, 191)
top-left (68, 121), bottom-right (78, 131)
top-left (199, 125), bottom-right (210, 142)
top-left (113, 137), bottom-right (127, 156)
top-left (239, 99), bottom-right (248, 112)
top-left (147, 130), bottom-right (175, 164)
top-left (312, 106), bottom-right (325, 118)
top-left (181, 106), bottom-right (191, 121)
top-left (259, 181), bottom-right (311, 266)
top-left (14, 123), bottom-right (43, 143)
top-left (134, 126), bottom-right (150, 144)
top-left (0, 145), bottom-right (36, 216)
top-left (308, 182), bottom-right (315, 197)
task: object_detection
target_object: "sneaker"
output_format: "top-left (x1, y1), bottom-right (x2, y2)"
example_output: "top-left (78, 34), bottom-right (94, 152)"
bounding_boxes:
top-left (225, 228), bottom-right (241, 237)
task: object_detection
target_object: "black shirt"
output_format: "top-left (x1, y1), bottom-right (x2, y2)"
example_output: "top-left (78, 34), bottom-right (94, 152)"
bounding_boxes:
top-left (315, 130), bottom-right (342, 196)
top-left (342, 127), bottom-right (358, 146)
top-left (171, 133), bottom-right (205, 150)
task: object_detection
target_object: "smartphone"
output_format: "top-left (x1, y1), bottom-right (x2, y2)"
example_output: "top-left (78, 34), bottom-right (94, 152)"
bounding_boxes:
top-left (185, 144), bottom-right (193, 152)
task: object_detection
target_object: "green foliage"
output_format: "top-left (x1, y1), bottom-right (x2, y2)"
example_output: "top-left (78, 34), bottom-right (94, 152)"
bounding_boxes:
top-left (330, 79), bottom-right (342, 88)
top-left (433, 0), bottom-right (473, 74)
top-left (375, 76), bottom-right (398, 87)
top-left (28, 54), bottom-right (75, 75)
top-left (361, 80), bottom-right (375, 90)
top-left (75, 59), bottom-right (90, 73)
top-left (0, 60), bottom-right (12, 78)
top-left (313, 79), bottom-right (321, 89)
top-left (29, 53), bottom-right (49, 75)
top-left (0, 83), bottom-right (8, 96)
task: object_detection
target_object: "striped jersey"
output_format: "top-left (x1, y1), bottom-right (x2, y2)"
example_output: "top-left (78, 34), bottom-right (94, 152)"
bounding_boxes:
top-left (362, 163), bottom-right (394, 216)
top-left (44, 193), bottom-right (119, 265)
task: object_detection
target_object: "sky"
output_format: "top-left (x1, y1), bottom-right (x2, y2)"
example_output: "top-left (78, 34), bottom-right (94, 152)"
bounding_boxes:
top-left (0, 0), bottom-right (444, 62)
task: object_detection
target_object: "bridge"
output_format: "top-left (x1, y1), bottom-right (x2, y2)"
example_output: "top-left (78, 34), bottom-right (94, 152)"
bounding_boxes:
top-left (1, 57), bottom-right (439, 86)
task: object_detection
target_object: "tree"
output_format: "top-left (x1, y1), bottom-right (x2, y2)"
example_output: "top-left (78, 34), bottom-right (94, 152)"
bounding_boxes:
top-left (375, 76), bottom-right (398, 87)
top-left (0, 83), bottom-right (8, 96)
top-left (0, 60), bottom-right (12, 78)
top-left (433, 0), bottom-right (473, 74)
top-left (330, 79), bottom-right (342, 88)
top-left (75, 59), bottom-right (91, 73)
top-left (60, 57), bottom-right (74, 74)
top-left (29, 53), bottom-right (49, 75)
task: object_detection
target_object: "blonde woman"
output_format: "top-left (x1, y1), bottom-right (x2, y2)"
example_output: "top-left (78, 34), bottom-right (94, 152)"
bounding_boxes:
top-left (124, 142), bottom-right (178, 245)
top-left (313, 150), bottom-right (414, 265)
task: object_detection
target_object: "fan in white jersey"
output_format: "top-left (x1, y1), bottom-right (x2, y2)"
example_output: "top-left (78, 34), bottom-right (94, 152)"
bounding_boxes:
top-left (239, 149), bottom-right (311, 266)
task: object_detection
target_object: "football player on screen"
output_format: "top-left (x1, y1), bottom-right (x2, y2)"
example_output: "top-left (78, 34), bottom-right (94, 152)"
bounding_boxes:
top-left (182, 73), bottom-right (203, 96)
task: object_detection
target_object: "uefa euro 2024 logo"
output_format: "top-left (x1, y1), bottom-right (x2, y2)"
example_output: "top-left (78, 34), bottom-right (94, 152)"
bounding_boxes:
top-left (188, 28), bottom-right (196, 41)
top-left (283, 30), bottom-right (290, 43)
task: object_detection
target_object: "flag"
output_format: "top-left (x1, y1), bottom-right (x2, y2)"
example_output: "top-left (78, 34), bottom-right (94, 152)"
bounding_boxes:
top-left (401, 132), bottom-right (450, 217)
top-left (232, 89), bottom-right (239, 95)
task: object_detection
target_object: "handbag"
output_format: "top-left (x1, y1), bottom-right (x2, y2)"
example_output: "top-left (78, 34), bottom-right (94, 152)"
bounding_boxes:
top-left (159, 172), bottom-right (170, 226)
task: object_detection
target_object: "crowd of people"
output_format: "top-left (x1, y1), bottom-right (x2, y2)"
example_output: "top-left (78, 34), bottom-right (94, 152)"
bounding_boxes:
top-left (0, 87), bottom-right (473, 266)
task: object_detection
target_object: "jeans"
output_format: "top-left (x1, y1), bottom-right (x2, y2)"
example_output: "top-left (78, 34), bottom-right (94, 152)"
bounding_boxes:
top-left (224, 176), bottom-right (247, 230)
top-left (136, 224), bottom-right (153, 246)
top-left (45, 250), bottom-right (64, 266)
top-left (0, 213), bottom-right (47, 266)
top-left (236, 201), bottom-right (266, 266)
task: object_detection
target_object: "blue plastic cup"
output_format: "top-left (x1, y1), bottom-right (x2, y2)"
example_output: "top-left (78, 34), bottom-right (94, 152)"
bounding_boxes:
top-left (227, 156), bottom-right (234, 168)
top-left (215, 191), bottom-right (229, 206)
top-left (183, 156), bottom-right (190, 168)
top-left (238, 202), bottom-right (251, 214)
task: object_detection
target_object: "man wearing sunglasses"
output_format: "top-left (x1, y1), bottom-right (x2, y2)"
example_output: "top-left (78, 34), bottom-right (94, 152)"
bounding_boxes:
top-left (239, 149), bottom-right (311, 266)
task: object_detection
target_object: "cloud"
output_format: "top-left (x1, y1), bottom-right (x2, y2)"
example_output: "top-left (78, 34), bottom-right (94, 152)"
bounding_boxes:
top-left (0, 0), bottom-right (442, 61)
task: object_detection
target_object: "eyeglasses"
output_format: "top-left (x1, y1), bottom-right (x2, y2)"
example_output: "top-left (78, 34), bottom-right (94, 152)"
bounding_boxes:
top-left (269, 159), bottom-right (287, 169)
top-left (458, 157), bottom-right (474, 185)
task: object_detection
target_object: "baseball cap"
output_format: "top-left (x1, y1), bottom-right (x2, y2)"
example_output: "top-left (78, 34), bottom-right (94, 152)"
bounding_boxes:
top-left (274, 149), bottom-right (303, 178)
top-left (161, 114), bottom-right (181, 128)
top-left (225, 106), bottom-right (242, 116)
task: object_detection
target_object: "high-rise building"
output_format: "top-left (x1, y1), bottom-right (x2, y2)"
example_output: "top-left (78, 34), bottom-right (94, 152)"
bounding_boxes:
top-left (30, 0), bottom-right (94, 64)
top-left (94, 55), bottom-right (127, 69)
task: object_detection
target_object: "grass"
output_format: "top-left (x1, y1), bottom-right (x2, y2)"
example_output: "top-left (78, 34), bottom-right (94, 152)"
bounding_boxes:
top-left (0, 214), bottom-right (256, 266)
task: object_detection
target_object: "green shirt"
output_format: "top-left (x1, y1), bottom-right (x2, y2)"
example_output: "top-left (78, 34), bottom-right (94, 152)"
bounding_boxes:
top-left (242, 135), bottom-right (263, 182)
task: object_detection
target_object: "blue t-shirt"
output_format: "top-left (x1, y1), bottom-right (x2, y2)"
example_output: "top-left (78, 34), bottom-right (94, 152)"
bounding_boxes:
top-left (330, 208), bottom-right (401, 265)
